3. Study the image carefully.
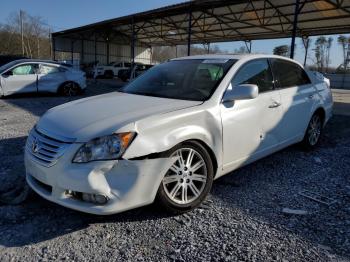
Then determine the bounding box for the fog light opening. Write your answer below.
[67,190,109,205]
[82,193,109,205]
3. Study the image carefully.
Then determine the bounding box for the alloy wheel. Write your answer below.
[308,114,322,146]
[162,148,208,205]
[63,82,79,96]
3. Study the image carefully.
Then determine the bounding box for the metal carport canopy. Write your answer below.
[52,0,350,55]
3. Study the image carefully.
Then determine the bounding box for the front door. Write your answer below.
[220,58,282,171]
[269,58,316,143]
[2,64,38,95]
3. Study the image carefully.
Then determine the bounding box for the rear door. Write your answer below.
[1,63,38,94]
[220,58,283,170]
[38,63,66,93]
[269,58,316,143]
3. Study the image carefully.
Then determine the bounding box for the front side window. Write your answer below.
[232,59,274,93]
[270,59,311,88]
[121,59,236,101]
[11,64,36,75]
[40,64,60,74]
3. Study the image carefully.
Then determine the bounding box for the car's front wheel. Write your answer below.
[156,141,214,214]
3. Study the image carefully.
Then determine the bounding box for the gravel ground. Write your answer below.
[0,84,349,261]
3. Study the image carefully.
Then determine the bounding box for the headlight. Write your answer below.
[72,132,135,163]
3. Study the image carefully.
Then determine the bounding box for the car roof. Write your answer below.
[8,59,69,65]
[171,54,303,67]
[0,59,72,73]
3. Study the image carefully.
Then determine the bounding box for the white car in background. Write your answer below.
[93,61,131,78]
[308,70,331,88]
[0,59,86,97]
[25,54,333,215]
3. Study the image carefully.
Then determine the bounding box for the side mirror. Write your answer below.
[2,70,13,77]
[222,84,259,102]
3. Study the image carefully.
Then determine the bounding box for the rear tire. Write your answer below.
[60,82,81,97]
[301,112,323,150]
[156,141,214,214]
[104,70,114,79]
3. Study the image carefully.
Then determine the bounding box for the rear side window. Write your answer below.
[40,64,60,74]
[270,59,311,88]
[232,59,274,93]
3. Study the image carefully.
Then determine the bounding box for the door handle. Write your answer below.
[308,94,314,99]
[268,101,281,108]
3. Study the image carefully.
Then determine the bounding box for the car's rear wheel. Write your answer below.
[104,70,114,79]
[302,112,323,149]
[60,82,80,97]
[156,141,214,214]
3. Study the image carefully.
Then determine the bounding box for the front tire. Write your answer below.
[156,141,214,214]
[301,112,323,150]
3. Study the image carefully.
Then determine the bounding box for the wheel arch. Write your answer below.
[313,107,326,125]
[128,138,219,179]
[189,139,218,179]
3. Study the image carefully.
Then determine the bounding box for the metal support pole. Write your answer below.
[175,45,178,58]
[187,9,192,56]
[244,40,252,53]
[106,41,110,64]
[150,46,153,64]
[71,40,74,65]
[94,33,97,64]
[20,10,24,56]
[131,17,136,79]
[290,0,300,59]
[81,39,84,65]
[52,36,56,61]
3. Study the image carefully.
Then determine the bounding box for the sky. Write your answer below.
[0,0,348,67]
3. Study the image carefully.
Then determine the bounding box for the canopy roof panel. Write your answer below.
[52,0,350,46]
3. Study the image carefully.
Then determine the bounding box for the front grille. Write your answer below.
[25,128,72,167]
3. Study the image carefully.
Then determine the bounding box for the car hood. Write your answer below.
[37,92,202,142]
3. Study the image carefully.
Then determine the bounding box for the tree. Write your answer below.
[273,45,289,57]
[301,37,311,66]
[234,46,249,54]
[152,44,226,63]
[337,35,350,71]
[0,11,51,59]
[314,36,333,72]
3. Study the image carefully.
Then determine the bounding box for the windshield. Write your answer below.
[0,60,20,73]
[121,59,236,101]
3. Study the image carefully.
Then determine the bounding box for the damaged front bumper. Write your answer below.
[25,147,175,215]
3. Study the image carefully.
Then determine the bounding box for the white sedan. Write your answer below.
[0,59,86,97]
[25,54,333,215]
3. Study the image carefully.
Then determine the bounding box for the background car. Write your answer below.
[93,61,131,78]
[118,63,153,82]
[308,70,331,88]
[0,59,86,97]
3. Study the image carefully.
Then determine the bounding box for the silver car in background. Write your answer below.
[0,59,86,97]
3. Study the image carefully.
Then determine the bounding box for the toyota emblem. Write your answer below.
[31,138,40,153]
